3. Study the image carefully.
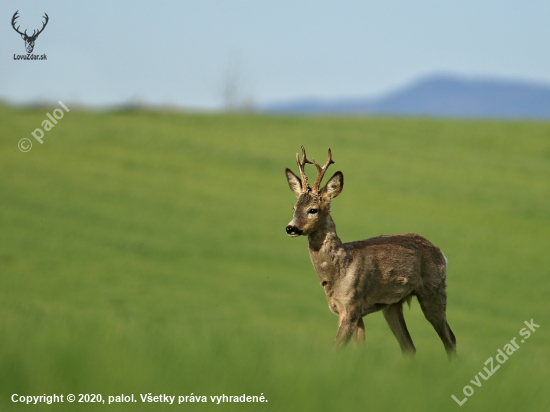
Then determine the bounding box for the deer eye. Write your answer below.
[308,209,318,214]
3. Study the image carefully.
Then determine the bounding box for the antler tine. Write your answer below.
[295,144,312,193]
[311,148,335,194]
[31,13,49,39]
[11,11,25,36]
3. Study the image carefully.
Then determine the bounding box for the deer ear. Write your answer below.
[285,168,302,197]
[321,171,343,200]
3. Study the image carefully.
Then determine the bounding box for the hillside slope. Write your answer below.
[1,105,549,411]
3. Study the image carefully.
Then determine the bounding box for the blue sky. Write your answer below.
[1,0,550,109]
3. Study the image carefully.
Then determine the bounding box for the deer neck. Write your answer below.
[307,214,344,283]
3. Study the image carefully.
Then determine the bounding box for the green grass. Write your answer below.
[1,104,549,411]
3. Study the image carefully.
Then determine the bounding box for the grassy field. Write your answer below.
[1,103,549,411]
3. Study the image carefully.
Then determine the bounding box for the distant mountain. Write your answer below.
[262,75,550,118]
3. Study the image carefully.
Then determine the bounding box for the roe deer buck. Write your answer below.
[285,146,456,359]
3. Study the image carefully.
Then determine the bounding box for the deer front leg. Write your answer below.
[353,317,365,345]
[333,311,360,349]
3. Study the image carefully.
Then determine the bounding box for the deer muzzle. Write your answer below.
[286,224,303,237]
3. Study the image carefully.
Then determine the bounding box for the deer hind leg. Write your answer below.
[382,302,416,357]
[417,288,457,360]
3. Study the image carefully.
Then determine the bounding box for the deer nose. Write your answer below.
[286,225,302,236]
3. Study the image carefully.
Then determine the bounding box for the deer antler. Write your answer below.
[11,11,26,37]
[295,144,312,193]
[29,13,49,40]
[311,148,334,195]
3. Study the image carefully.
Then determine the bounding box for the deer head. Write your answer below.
[12,11,49,54]
[285,145,343,237]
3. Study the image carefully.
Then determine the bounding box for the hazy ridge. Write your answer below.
[263,75,550,118]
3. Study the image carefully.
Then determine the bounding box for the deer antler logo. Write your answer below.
[11,11,49,54]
